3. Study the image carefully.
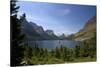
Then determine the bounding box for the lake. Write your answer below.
[25,40,81,50]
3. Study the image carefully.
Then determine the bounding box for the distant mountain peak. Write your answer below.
[45,30,55,35]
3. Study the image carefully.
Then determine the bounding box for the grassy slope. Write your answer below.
[28,56,96,65]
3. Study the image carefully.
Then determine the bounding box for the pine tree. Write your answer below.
[74,45,81,58]
[10,0,25,66]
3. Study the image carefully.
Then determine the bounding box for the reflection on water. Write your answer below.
[25,40,81,50]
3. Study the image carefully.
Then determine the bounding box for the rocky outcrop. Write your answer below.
[45,30,54,36]
[74,16,96,41]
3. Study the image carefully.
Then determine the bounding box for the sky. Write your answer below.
[17,1,96,36]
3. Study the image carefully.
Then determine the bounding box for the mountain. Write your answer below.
[45,30,58,39]
[20,14,58,40]
[21,16,41,40]
[58,33,67,40]
[45,30,54,35]
[29,22,45,34]
[74,16,96,41]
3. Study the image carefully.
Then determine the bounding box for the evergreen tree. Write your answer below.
[63,47,73,61]
[55,47,60,59]
[10,0,25,66]
[74,45,81,58]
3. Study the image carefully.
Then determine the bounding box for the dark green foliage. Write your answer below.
[21,45,75,65]
[10,0,20,15]
[54,46,74,61]
[10,0,25,66]
[10,0,96,65]
[73,32,96,59]
[55,47,61,58]
[16,38,96,65]
[80,32,96,58]
[74,44,81,58]
[19,37,96,65]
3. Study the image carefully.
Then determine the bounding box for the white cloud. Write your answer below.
[62,9,71,15]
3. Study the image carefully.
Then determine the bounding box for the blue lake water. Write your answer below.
[26,40,81,50]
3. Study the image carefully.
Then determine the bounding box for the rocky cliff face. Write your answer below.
[74,16,96,41]
[29,22,45,34]
[20,15,58,40]
[45,30,54,35]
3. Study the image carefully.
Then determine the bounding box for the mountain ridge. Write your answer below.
[20,14,58,40]
[74,16,96,41]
